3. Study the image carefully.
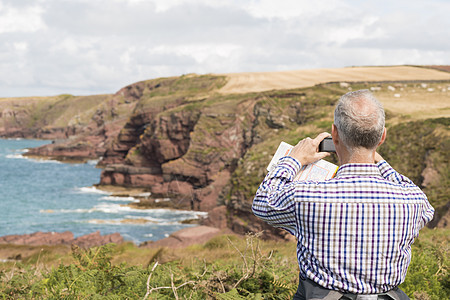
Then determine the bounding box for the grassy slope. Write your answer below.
[0,228,448,299]
[0,94,112,133]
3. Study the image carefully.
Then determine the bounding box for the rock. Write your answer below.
[0,231,74,246]
[0,231,124,248]
[437,209,450,228]
[140,226,230,248]
[421,151,440,187]
[73,231,124,248]
[201,205,228,229]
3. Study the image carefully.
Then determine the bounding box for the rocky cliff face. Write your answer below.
[98,78,343,237]
[1,76,448,238]
[99,75,254,213]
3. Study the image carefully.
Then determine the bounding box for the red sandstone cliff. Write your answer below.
[1,74,447,239]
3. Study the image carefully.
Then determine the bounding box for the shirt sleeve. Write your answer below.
[377,160,435,227]
[252,156,301,235]
[377,160,416,185]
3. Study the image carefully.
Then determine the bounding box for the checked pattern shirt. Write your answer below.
[252,156,434,294]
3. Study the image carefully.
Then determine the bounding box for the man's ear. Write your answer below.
[377,127,387,146]
[332,124,339,144]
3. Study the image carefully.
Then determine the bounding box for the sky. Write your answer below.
[0,0,449,97]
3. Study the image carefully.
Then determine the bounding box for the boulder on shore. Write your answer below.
[140,225,234,249]
[0,231,124,248]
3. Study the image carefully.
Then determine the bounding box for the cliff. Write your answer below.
[0,93,138,161]
[1,68,449,239]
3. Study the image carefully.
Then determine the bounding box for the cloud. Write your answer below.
[0,2,46,33]
[0,0,448,97]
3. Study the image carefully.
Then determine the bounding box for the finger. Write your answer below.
[313,132,331,145]
[315,132,331,141]
[315,151,331,160]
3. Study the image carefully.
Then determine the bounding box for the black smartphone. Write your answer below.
[319,136,336,152]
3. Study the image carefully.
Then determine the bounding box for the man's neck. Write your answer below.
[339,148,376,165]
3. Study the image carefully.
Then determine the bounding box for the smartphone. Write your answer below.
[319,136,336,152]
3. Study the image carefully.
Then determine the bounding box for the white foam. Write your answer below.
[75,186,111,195]
[84,219,169,226]
[123,215,177,224]
[94,203,135,214]
[6,153,62,164]
[40,208,95,214]
[100,196,139,202]
[86,219,124,225]
[30,158,62,164]
[84,218,173,226]
[155,198,171,203]
[138,192,152,197]
[6,153,25,159]
[93,203,207,220]
[41,202,208,225]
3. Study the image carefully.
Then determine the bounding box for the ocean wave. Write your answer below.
[5,153,62,164]
[86,159,99,165]
[123,215,180,224]
[100,196,139,202]
[75,186,111,195]
[90,203,201,216]
[41,203,208,221]
[85,218,171,225]
[40,208,95,214]
[5,153,25,159]
[6,138,23,141]
[31,158,62,164]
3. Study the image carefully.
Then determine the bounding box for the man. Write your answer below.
[252,90,434,300]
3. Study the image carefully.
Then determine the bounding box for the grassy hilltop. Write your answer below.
[0,66,449,298]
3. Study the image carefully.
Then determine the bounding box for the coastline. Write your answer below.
[0,181,215,249]
[0,143,212,247]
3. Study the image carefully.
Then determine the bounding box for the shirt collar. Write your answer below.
[335,163,382,178]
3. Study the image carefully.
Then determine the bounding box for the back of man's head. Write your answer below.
[334,89,385,150]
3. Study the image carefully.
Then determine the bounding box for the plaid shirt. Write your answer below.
[252,156,434,294]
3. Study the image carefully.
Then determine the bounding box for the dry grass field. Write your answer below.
[218,66,450,94]
[373,82,450,121]
[219,66,450,122]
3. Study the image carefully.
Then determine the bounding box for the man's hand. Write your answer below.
[289,132,331,166]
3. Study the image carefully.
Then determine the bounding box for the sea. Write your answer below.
[0,139,206,245]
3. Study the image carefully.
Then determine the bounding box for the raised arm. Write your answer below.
[375,152,435,227]
[375,152,414,185]
[252,133,330,234]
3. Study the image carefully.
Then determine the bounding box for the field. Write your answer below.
[218,66,450,94]
[219,65,450,123]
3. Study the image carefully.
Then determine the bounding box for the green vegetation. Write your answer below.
[1,229,448,299]
[379,117,450,221]
[135,75,227,112]
[29,94,110,128]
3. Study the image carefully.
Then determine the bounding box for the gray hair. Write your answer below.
[334,89,385,149]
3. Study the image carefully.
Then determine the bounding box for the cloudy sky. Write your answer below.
[1,0,449,97]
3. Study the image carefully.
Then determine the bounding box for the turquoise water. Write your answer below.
[0,139,205,244]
